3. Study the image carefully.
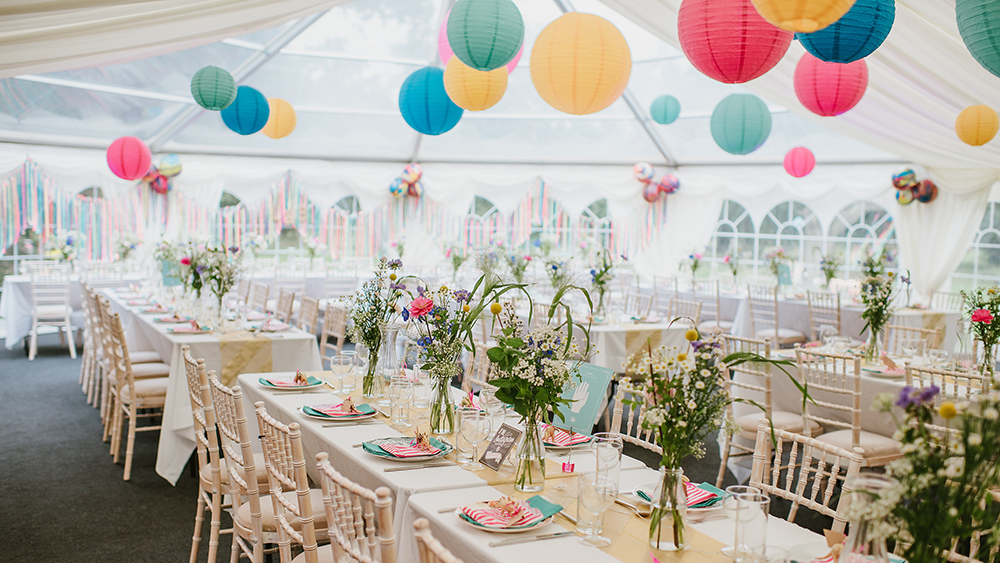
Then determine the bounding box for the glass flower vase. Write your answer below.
[649,466,687,551]
[980,340,996,384]
[429,375,456,435]
[362,339,382,400]
[840,474,891,563]
[374,323,399,407]
[514,416,546,492]
[863,327,883,366]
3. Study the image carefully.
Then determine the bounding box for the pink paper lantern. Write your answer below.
[677,0,792,84]
[106,136,152,181]
[794,53,868,116]
[784,147,816,177]
[438,9,522,73]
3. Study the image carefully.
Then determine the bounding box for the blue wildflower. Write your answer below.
[453,289,470,302]
[401,308,410,321]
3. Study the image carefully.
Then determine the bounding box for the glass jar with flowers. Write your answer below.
[346,259,409,400]
[590,249,614,323]
[764,247,787,279]
[858,251,895,366]
[961,286,1000,381]
[818,252,841,289]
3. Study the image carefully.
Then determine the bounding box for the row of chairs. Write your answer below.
[181,348,461,563]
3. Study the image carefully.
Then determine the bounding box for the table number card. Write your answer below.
[556,363,616,431]
[479,423,522,471]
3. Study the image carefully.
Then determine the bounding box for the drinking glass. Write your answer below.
[479,388,506,439]
[454,407,478,463]
[831,336,851,354]
[578,473,618,547]
[901,338,920,360]
[387,376,413,429]
[459,410,491,471]
[734,493,770,563]
[591,432,624,486]
[339,350,357,392]
[349,356,366,394]
[928,349,948,368]
[411,361,430,410]
[753,546,790,563]
[722,485,761,557]
[327,354,352,392]
[819,325,838,347]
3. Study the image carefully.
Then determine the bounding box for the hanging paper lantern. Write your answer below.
[447,0,524,72]
[261,98,297,139]
[221,86,270,135]
[158,154,183,177]
[407,181,424,198]
[796,0,895,63]
[957,0,1000,79]
[750,0,857,33]
[402,163,423,184]
[896,188,915,205]
[443,57,508,111]
[678,0,792,84]
[892,169,918,190]
[399,67,464,135]
[106,136,152,181]
[784,147,816,177]
[642,183,660,203]
[190,66,237,111]
[389,178,407,198]
[658,174,681,194]
[439,10,523,73]
[955,105,1000,146]
[633,162,655,183]
[650,95,681,125]
[794,54,868,116]
[710,94,772,155]
[530,13,632,115]
[915,179,938,203]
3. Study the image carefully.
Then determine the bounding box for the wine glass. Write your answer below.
[479,388,506,438]
[387,376,413,429]
[459,410,491,471]
[929,349,948,368]
[734,493,770,563]
[722,485,761,557]
[339,350,357,392]
[819,325,838,347]
[578,472,618,547]
[327,354,352,392]
[901,338,919,360]
[350,356,367,394]
[591,432,623,486]
[411,361,430,410]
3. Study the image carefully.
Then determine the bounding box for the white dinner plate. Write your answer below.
[455,510,554,534]
[631,483,722,514]
[361,436,454,463]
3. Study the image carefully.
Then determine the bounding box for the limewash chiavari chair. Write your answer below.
[930,290,966,312]
[237,279,251,306]
[610,384,663,455]
[795,347,902,467]
[312,451,397,563]
[747,283,806,347]
[298,296,320,336]
[81,262,124,289]
[653,276,678,302]
[78,282,98,400]
[883,324,942,356]
[692,279,732,335]
[320,304,348,360]
[530,302,564,330]
[904,361,989,436]
[414,519,463,563]
[462,341,494,393]
[319,275,358,311]
[268,267,306,317]
[806,290,842,341]
[249,282,270,313]
[623,291,653,319]
[749,419,864,534]
[668,298,702,327]
[617,270,638,297]
[28,263,75,360]
[273,288,296,324]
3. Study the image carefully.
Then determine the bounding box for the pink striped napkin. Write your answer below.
[261,320,291,332]
[143,306,169,314]
[247,311,266,321]
[309,403,364,417]
[155,316,190,323]
[169,326,210,333]
[541,425,591,447]
[127,299,150,306]
[685,482,718,507]
[459,503,543,529]
[380,442,441,457]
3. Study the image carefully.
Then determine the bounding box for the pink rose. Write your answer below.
[723,255,731,264]
[694,253,703,260]
[408,296,434,318]
[444,249,452,258]
[524,256,532,261]
[180,256,191,265]
[972,309,993,324]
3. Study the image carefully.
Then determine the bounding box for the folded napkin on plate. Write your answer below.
[541,425,591,447]
[260,375,322,388]
[169,326,210,333]
[688,482,724,508]
[261,320,291,332]
[864,367,905,376]
[363,437,447,458]
[303,402,376,418]
[155,315,191,323]
[143,306,169,314]
[127,299,150,306]
[247,311,267,321]
[459,496,561,529]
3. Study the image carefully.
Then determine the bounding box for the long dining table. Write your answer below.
[239,373,826,562]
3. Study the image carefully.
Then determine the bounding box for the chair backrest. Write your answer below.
[618,271,638,295]
[249,282,269,313]
[314,451,397,563]
[746,283,779,336]
[930,291,965,312]
[721,335,773,419]
[623,291,653,318]
[82,262,123,287]
[806,290,841,341]
[530,302,563,330]
[320,304,348,359]
[237,279,251,303]
[690,278,722,322]
[183,347,223,494]
[414,519,463,563]
[749,419,863,534]
[30,264,72,310]
[299,296,320,335]
[905,361,989,429]
[254,402,318,563]
[669,298,702,325]
[795,347,861,442]
[883,324,941,356]
[325,276,358,301]
[610,384,663,455]
[106,312,140,400]
[208,374,265,563]
[275,288,296,324]
[273,267,307,296]
[653,276,678,302]
[462,341,494,392]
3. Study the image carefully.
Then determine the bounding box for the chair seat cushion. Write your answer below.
[131,362,172,378]
[736,411,822,439]
[811,429,903,466]
[292,547,335,563]
[754,327,807,343]
[120,377,169,403]
[34,304,72,318]
[265,298,301,313]
[235,488,329,538]
[200,453,275,495]
[130,351,163,364]
[317,299,348,311]
[698,320,733,334]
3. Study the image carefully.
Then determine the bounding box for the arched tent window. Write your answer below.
[471,196,498,219]
[758,201,822,276]
[827,201,896,279]
[335,195,360,214]
[579,199,612,255]
[465,196,501,247]
[219,191,241,207]
[79,186,104,199]
[952,202,1000,292]
[709,200,754,277]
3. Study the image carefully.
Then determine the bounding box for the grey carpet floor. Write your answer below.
[0,333,826,562]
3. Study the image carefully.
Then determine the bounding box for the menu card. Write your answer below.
[479,423,522,471]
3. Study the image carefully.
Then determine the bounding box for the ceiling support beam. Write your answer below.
[147,11,327,152]
[551,0,677,167]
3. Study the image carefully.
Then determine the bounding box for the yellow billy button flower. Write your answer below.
[939,401,958,420]
[440,285,448,293]
[676,352,688,362]
[685,329,699,342]
[888,271,894,277]
[463,304,470,312]
[389,273,397,281]
[490,302,502,315]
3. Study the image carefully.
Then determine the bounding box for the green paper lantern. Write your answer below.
[710,94,772,155]
[190,66,237,111]
[957,0,1000,78]
[447,0,525,72]
[650,95,681,124]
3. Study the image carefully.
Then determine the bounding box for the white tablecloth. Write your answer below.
[589,323,688,371]
[104,292,321,484]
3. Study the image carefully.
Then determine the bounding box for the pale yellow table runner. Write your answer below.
[219,331,273,386]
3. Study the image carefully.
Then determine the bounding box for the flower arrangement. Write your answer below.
[819,252,841,288]
[961,286,1000,380]
[388,237,405,259]
[44,230,83,261]
[240,234,267,257]
[346,258,408,397]
[304,237,327,265]
[507,253,531,284]
[203,246,243,310]
[545,260,571,293]
[442,242,468,280]
[858,250,896,364]
[764,247,788,278]
[590,249,614,319]
[533,232,559,258]
[683,252,703,276]
[115,234,140,262]
[722,247,739,278]
[179,243,210,298]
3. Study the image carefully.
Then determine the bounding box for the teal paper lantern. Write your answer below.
[710,94,772,155]
[796,0,894,63]
[447,0,525,72]
[958,0,1000,78]
[190,66,237,111]
[399,67,464,135]
[221,86,270,135]
[650,95,681,124]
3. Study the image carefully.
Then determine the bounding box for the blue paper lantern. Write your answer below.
[399,67,464,135]
[221,86,269,135]
[650,95,681,124]
[710,94,772,155]
[796,0,894,63]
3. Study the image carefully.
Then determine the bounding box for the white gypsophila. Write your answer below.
[969,433,983,446]
[643,406,667,427]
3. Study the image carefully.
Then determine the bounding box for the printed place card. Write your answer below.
[479,423,522,471]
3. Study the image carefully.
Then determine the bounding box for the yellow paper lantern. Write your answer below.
[751,0,857,33]
[261,98,296,139]
[956,104,999,146]
[530,13,631,116]
[443,57,508,111]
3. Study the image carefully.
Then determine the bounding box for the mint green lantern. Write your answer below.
[447,0,524,72]
[650,95,681,124]
[957,0,1000,78]
[190,66,237,111]
[710,94,772,155]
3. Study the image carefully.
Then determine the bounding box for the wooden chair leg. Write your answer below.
[66,321,76,359]
[123,405,137,480]
[190,489,206,563]
[208,489,223,563]
[79,348,88,387]
[112,404,125,461]
[229,530,242,563]
[717,435,732,489]
[29,321,37,361]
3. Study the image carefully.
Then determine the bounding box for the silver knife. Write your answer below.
[383,462,453,472]
[489,531,576,547]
